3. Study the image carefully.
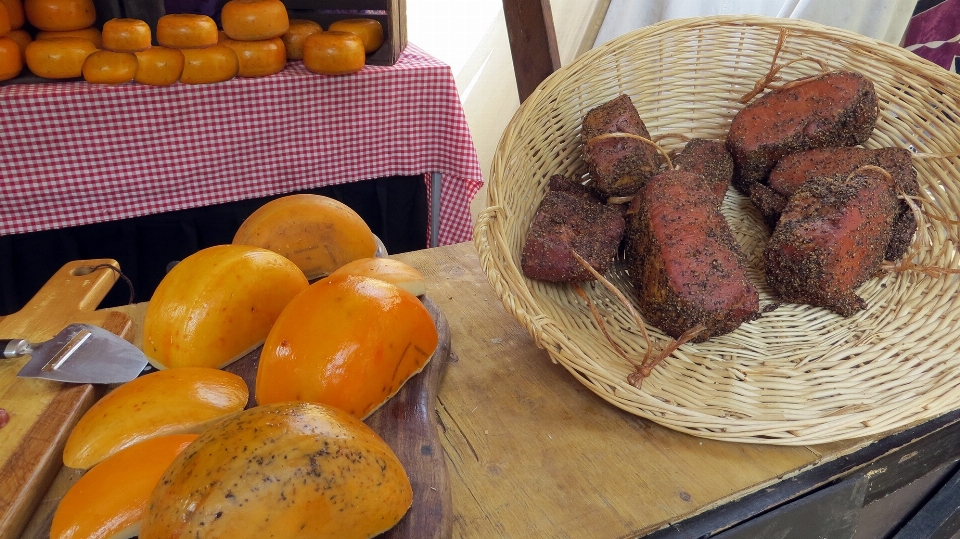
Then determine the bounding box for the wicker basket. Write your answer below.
[474,15,960,445]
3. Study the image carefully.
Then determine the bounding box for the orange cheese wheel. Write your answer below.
[220,0,288,40]
[255,275,439,418]
[302,31,364,76]
[102,17,151,52]
[221,35,284,77]
[328,18,383,54]
[23,0,95,31]
[24,36,96,78]
[36,26,101,47]
[134,46,183,85]
[156,13,217,48]
[1,0,24,30]
[0,35,22,80]
[179,43,238,84]
[82,49,137,84]
[6,28,29,61]
[281,18,320,60]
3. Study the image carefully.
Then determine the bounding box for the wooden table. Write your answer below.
[18,242,960,538]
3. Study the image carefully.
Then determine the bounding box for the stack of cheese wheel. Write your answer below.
[80,17,150,84]
[4,0,29,66]
[0,1,23,80]
[280,18,319,61]
[219,0,287,78]
[157,12,236,84]
[22,0,98,78]
[302,18,382,76]
[2,0,30,76]
[106,17,184,86]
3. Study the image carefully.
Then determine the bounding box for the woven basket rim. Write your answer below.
[476,14,960,445]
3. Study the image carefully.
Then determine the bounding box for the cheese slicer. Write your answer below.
[1,323,148,384]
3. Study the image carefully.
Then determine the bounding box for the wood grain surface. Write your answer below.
[394,243,872,539]
[0,261,132,539]
[15,244,891,539]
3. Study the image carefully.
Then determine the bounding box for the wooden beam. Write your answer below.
[502,0,561,103]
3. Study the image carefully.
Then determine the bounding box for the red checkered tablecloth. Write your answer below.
[0,43,484,246]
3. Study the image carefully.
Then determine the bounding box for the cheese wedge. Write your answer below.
[62,367,247,470]
[51,434,199,539]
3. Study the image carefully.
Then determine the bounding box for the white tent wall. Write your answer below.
[408,0,609,222]
[407,0,924,228]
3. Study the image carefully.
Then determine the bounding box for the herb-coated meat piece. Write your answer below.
[726,71,878,195]
[521,190,626,283]
[766,146,919,260]
[581,95,667,199]
[625,170,760,342]
[763,168,899,316]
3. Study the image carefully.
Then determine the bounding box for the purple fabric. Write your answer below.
[903,0,960,72]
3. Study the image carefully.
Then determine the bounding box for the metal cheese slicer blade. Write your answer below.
[3,323,148,384]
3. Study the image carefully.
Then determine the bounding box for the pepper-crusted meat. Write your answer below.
[763,168,899,316]
[766,146,919,260]
[547,173,600,202]
[521,190,626,283]
[582,95,667,199]
[671,138,734,207]
[726,71,878,195]
[748,183,789,229]
[581,94,651,141]
[625,170,760,342]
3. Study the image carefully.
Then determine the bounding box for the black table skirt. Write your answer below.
[0,176,427,315]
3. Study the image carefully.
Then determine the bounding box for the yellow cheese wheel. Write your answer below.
[140,403,413,539]
[156,13,217,48]
[24,36,96,78]
[23,0,95,31]
[101,17,151,52]
[179,43,239,84]
[220,35,285,77]
[143,244,308,369]
[232,194,377,280]
[255,275,438,418]
[1,0,24,30]
[35,26,101,47]
[302,30,364,76]
[82,49,137,84]
[329,257,427,296]
[0,35,22,81]
[133,46,183,86]
[220,0,289,40]
[281,18,320,60]
[51,434,199,539]
[6,28,29,61]
[328,18,383,54]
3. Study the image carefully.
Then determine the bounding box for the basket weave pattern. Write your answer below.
[475,16,960,445]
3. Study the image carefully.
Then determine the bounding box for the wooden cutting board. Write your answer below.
[0,260,132,539]
[12,289,453,539]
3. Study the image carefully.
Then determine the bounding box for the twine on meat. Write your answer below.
[738,28,830,103]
